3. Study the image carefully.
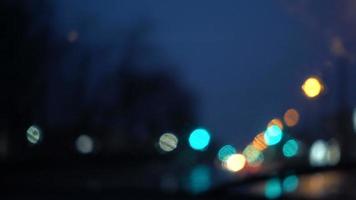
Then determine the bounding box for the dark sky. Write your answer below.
[43,0,355,149]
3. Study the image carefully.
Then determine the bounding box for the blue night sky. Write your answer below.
[43,0,355,149]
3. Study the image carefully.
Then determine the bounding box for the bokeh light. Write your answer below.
[218,145,236,161]
[284,108,300,127]
[26,125,42,144]
[243,144,264,165]
[309,140,328,166]
[225,153,246,172]
[283,139,299,158]
[252,132,267,151]
[188,128,211,151]
[67,30,78,42]
[326,140,340,166]
[159,133,178,152]
[268,118,284,130]
[283,175,299,193]
[76,135,94,154]
[302,76,324,98]
[264,125,283,146]
[188,165,211,193]
[265,178,282,199]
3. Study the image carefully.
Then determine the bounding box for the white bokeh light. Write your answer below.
[309,140,328,167]
[76,135,94,154]
[326,140,341,166]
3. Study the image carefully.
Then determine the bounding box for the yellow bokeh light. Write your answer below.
[302,77,324,98]
[252,132,267,151]
[268,118,284,130]
[284,108,300,127]
[225,153,246,172]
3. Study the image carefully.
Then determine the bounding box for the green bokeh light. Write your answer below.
[26,125,41,144]
[243,144,263,165]
[189,128,211,151]
[283,139,299,158]
[159,133,178,152]
[218,145,236,161]
[265,178,282,199]
[264,125,283,146]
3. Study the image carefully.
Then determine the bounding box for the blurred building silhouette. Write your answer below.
[0,0,197,160]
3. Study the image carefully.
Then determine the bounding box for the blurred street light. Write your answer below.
[76,135,94,154]
[188,128,211,151]
[264,125,283,146]
[282,175,299,193]
[26,125,42,144]
[265,178,282,199]
[159,133,178,152]
[302,76,324,98]
[252,132,267,151]
[284,108,300,127]
[225,153,246,172]
[218,145,236,161]
[268,118,284,130]
[309,140,328,166]
[283,139,299,158]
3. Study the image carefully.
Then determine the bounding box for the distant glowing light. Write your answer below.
[159,133,178,152]
[218,145,236,161]
[188,165,211,193]
[326,140,340,166]
[188,128,211,151]
[283,139,299,158]
[310,140,328,166]
[268,118,284,130]
[330,36,347,56]
[225,154,246,172]
[76,135,94,154]
[302,77,324,98]
[284,109,300,127]
[67,30,78,42]
[26,125,42,144]
[253,132,267,151]
[283,175,299,193]
[243,145,264,165]
[264,125,283,146]
[265,178,282,199]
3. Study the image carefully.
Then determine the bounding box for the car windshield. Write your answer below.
[2,0,356,199]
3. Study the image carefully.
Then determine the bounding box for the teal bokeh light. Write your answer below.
[265,178,282,199]
[218,145,236,161]
[283,175,299,193]
[189,128,211,151]
[264,125,283,146]
[188,165,211,193]
[283,139,299,158]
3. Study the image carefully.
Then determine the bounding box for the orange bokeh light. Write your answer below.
[284,108,300,127]
[268,118,284,130]
[252,132,267,151]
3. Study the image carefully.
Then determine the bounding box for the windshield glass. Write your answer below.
[2,0,356,199]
